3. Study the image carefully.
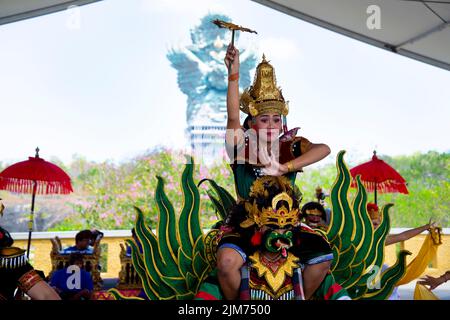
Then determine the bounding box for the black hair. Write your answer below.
[90,229,104,244]
[301,201,326,220]
[243,115,253,130]
[75,230,92,243]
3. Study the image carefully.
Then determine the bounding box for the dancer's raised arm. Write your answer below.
[224,44,244,146]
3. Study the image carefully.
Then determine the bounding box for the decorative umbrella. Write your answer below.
[350,150,408,204]
[0,147,73,257]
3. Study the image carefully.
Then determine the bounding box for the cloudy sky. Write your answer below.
[0,0,449,167]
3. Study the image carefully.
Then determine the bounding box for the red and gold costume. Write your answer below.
[226,55,313,200]
[0,226,43,300]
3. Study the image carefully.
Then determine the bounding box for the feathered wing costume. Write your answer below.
[110,151,409,300]
[325,151,410,299]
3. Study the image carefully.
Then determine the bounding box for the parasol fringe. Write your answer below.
[350,179,408,194]
[0,177,72,195]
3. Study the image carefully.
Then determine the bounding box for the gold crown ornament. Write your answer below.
[305,209,323,217]
[248,176,291,199]
[240,55,289,117]
[240,192,299,229]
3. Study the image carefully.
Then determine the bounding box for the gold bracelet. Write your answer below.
[287,161,295,173]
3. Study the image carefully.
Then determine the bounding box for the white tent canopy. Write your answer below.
[0,0,101,25]
[252,0,450,71]
[1,0,448,71]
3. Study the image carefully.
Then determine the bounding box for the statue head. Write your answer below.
[190,13,234,51]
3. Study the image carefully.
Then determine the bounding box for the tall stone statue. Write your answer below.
[167,14,256,163]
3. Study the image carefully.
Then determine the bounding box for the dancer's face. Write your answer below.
[305,214,322,227]
[371,217,381,230]
[76,238,90,250]
[251,113,282,141]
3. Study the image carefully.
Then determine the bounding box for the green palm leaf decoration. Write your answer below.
[109,151,409,301]
[110,156,214,300]
[327,151,411,300]
[198,178,236,222]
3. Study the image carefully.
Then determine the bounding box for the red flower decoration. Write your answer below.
[250,230,263,246]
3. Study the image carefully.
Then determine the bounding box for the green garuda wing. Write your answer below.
[110,151,409,301]
[326,151,411,300]
[110,157,216,300]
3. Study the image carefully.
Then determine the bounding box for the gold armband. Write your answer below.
[286,161,295,173]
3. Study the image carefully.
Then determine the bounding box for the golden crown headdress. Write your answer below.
[240,192,299,228]
[248,176,291,198]
[240,55,289,117]
[304,209,323,217]
[241,176,298,228]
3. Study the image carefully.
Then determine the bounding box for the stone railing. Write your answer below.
[11,230,132,279]
[10,228,450,280]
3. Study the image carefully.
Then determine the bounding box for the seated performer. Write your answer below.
[50,253,93,300]
[218,44,331,300]
[301,202,329,232]
[0,225,61,300]
[212,176,345,300]
[367,203,435,245]
[368,202,437,299]
[419,270,450,290]
[62,230,94,254]
[315,187,331,225]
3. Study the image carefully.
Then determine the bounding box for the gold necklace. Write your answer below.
[249,251,299,293]
[261,252,282,263]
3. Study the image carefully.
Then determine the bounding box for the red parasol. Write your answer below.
[0,147,73,257]
[350,151,408,204]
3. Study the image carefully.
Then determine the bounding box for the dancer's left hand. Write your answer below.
[260,153,288,176]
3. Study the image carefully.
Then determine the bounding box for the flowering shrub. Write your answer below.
[50,149,234,231]
[2,150,445,231]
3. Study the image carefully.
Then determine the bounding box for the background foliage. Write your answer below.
[0,150,448,231]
